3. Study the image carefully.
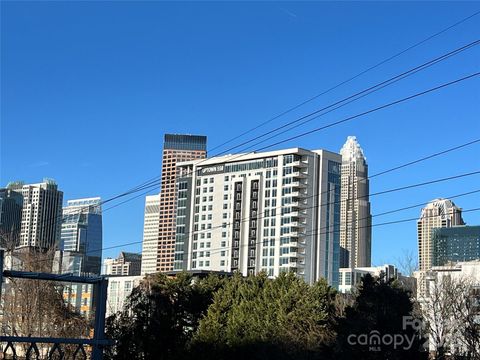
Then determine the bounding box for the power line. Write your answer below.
[215,40,480,156]
[207,10,480,154]
[255,72,480,152]
[15,169,480,269]
[37,193,480,266]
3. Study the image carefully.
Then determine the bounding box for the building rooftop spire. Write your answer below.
[340,136,366,162]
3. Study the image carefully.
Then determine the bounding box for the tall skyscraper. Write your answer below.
[18,179,63,250]
[339,136,371,268]
[142,134,207,274]
[172,147,342,287]
[140,194,160,275]
[59,197,103,275]
[417,199,464,271]
[0,182,24,248]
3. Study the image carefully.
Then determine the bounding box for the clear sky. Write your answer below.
[1,1,479,270]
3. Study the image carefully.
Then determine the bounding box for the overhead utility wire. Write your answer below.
[207,10,480,153]
[17,169,480,269]
[216,40,480,156]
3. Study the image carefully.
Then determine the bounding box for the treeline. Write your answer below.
[105,272,428,360]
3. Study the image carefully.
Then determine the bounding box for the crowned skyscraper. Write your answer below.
[417,198,464,271]
[339,136,371,268]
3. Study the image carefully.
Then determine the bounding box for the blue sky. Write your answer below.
[1,1,479,269]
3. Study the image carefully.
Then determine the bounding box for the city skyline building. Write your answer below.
[339,136,372,268]
[417,198,464,271]
[18,179,63,250]
[59,197,103,275]
[142,134,207,274]
[173,147,342,287]
[0,182,24,248]
[432,225,480,267]
[140,194,161,275]
[106,275,143,317]
[103,251,142,276]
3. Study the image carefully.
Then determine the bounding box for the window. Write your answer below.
[220,260,225,266]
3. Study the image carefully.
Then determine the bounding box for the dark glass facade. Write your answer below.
[432,225,480,266]
[0,187,23,247]
[61,200,102,275]
[164,134,207,151]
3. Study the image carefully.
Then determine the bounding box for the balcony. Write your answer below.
[291,160,308,168]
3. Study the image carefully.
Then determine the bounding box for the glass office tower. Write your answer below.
[60,197,102,275]
[432,225,480,266]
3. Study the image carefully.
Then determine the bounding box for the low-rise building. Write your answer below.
[105,275,143,317]
[339,264,412,293]
[103,252,142,276]
[415,261,480,357]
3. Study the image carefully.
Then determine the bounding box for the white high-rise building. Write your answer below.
[140,194,161,275]
[417,198,464,271]
[18,179,63,250]
[173,147,342,287]
[339,136,371,268]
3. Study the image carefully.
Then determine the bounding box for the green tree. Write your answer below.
[192,272,338,360]
[105,272,225,360]
[335,274,428,360]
